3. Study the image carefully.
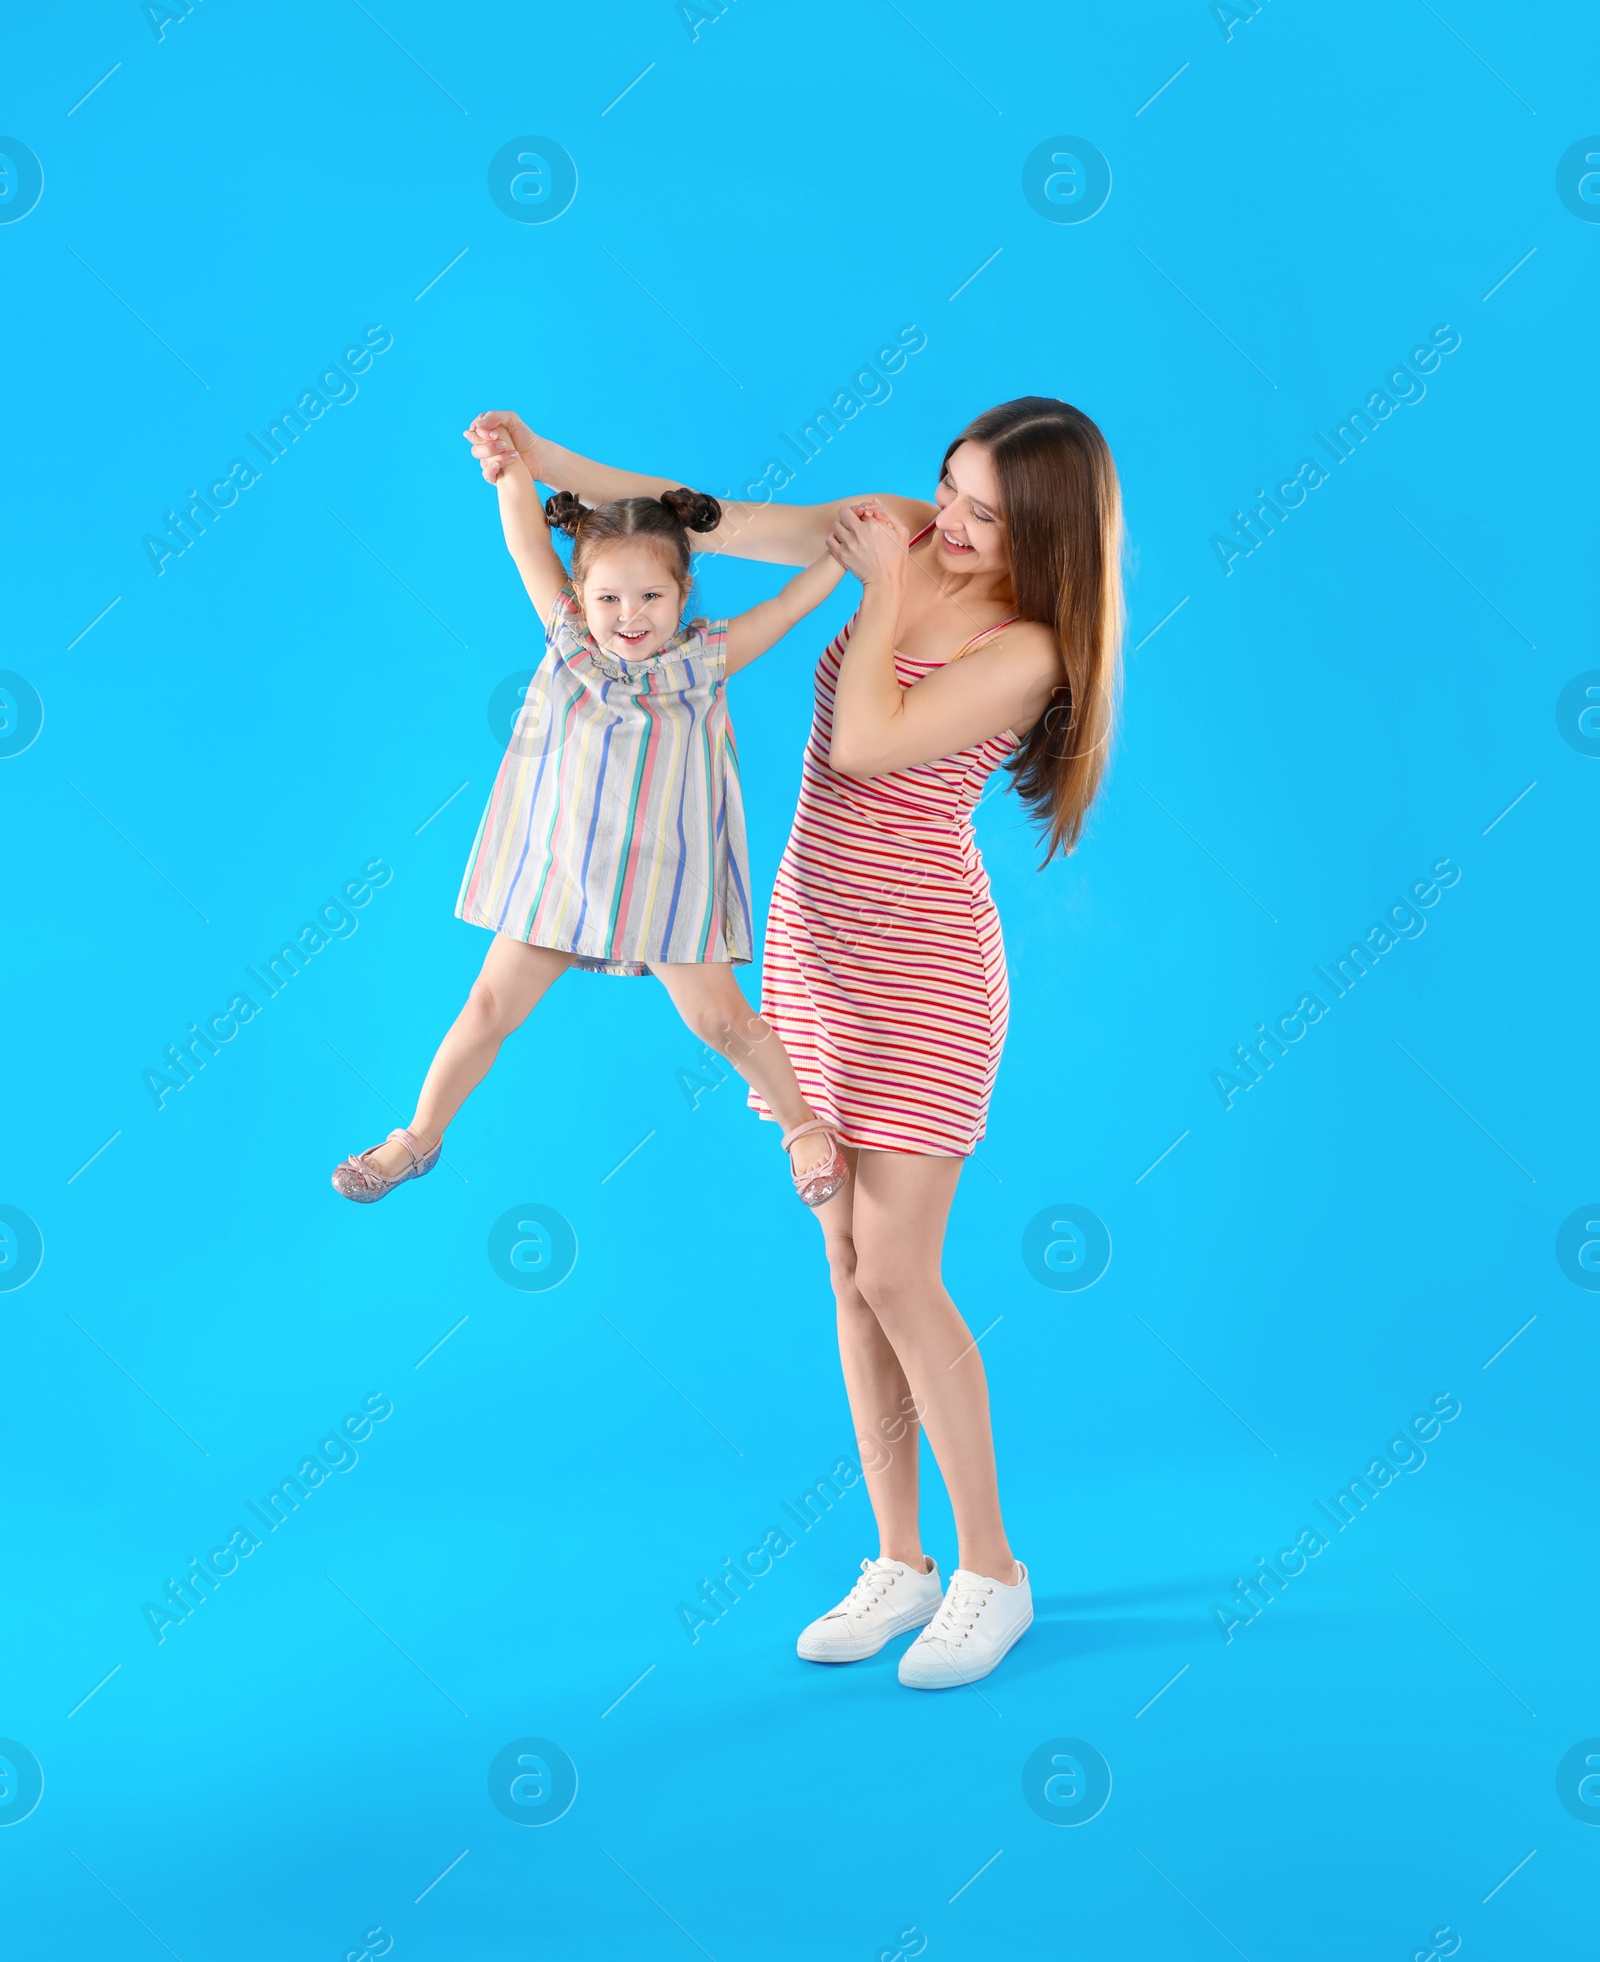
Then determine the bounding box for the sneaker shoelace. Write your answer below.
[840,1558,900,1620]
[926,1575,993,1646]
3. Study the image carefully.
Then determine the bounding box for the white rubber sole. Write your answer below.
[898,1608,1035,1689]
[796,1599,942,1664]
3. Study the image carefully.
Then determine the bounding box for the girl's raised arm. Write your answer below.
[481,441,566,625]
[466,410,933,570]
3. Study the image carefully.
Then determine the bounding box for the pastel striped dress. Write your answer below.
[750,600,1020,1157]
[457,590,752,973]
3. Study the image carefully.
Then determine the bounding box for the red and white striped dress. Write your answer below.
[750,590,1020,1158]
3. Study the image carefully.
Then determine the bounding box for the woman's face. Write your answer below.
[578,541,686,659]
[932,441,1007,575]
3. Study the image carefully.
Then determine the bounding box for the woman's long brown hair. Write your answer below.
[944,397,1124,860]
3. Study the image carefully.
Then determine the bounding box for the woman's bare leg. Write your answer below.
[648,961,832,1173]
[362,935,574,1176]
[814,1169,928,1570]
[846,1149,1017,1582]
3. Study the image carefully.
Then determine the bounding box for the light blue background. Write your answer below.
[3,1,1595,1955]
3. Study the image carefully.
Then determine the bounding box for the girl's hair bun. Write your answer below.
[544,490,589,536]
[658,487,722,535]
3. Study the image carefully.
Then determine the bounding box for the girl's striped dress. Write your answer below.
[749,602,1019,1157]
[457,589,752,974]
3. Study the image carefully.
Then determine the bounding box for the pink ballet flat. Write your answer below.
[782,1119,849,1209]
[331,1126,442,1203]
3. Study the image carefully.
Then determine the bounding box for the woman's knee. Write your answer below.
[821,1231,866,1305]
[853,1254,924,1329]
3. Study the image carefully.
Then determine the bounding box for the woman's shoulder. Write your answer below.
[858,492,938,531]
[981,616,1057,657]
[851,494,939,560]
[945,615,1061,693]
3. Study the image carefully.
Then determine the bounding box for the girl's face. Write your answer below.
[932,440,1007,576]
[578,541,686,658]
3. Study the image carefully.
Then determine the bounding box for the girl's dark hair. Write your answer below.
[942,398,1124,860]
[544,488,722,597]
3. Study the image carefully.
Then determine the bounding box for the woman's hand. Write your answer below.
[826,498,910,590]
[463,411,543,485]
[467,425,519,485]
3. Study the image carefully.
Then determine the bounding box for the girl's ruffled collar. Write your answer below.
[558,589,702,678]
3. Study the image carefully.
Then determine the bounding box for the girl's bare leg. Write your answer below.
[833,1148,1017,1582]
[647,961,832,1173]
[362,935,574,1177]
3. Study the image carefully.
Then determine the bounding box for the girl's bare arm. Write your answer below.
[723,555,846,676]
[483,446,566,624]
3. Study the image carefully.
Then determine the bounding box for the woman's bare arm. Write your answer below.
[695,486,933,568]
[824,502,1061,778]
[464,410,934,568]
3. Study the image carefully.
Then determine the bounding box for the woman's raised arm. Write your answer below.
[823,501,1062,778]
[465,410,932,569]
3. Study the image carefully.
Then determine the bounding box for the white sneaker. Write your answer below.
[796,1556,944,1663]
[897,1562,1033,1689]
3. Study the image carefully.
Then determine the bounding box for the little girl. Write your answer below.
[330,417,847,1207]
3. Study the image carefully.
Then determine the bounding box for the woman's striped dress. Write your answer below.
[750,611,1019,1157]
[457,590,752,973]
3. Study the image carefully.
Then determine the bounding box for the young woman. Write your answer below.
[468,399,1124,1687]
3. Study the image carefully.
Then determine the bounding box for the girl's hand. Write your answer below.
[476,434,520,486]
[826,498,910,589]
[464,411,541,484]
